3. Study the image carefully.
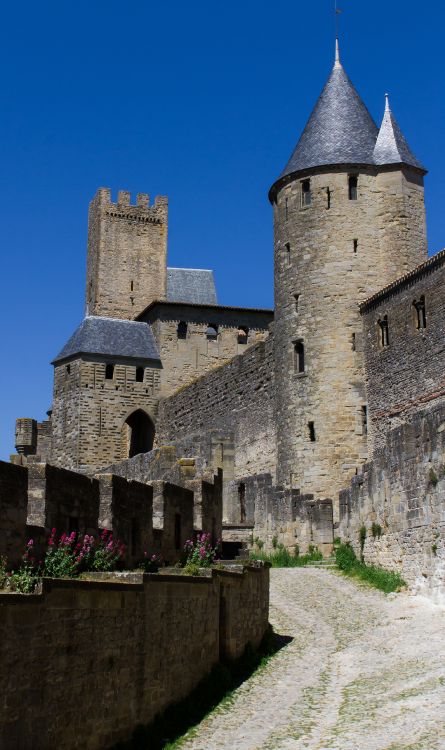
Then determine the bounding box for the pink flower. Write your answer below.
[27,539,34,547]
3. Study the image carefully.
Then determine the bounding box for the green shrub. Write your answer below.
[250,546,322,568]
[271,535,278,549]
[359,525,367,561]
[428,468,439,487]
[432,543,438,556]
[371,522,382,539]
[335,543,405,593]
[254,537,264,550]
[182,563,202,576]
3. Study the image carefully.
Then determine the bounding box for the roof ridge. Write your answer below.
[360,249,445,311]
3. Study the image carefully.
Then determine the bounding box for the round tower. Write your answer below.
[269,42,427,511]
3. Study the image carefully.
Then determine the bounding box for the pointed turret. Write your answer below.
[269,40,378,200]
[373,94,426,172]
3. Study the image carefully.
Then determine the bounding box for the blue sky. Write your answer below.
[0,0,444,460]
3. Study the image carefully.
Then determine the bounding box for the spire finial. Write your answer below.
[334,3,342,67]
[335,37,340,66]
[384,92,390,112]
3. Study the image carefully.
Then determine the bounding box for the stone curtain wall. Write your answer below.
[141,303,272,397]
[361,250,445,455]
[272,167,426,512]
[338,404,445,597]
[157,337,276,508]
[51,358,161,473]
[86,188,168,320]
[0,566,269,750]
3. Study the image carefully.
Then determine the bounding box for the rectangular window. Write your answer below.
[308,421,316,442]
[326,187,331,209]
[294,294,300,312]
[353,239,358,253]
[349,175,358,200]
[361,405,368,436]
[294,341,305,373]
[301,179,312,207]
[285,242,291,265]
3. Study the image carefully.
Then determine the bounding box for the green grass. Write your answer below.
[111,626,287,750]
[335,543,406,593]
[250,546,323,567]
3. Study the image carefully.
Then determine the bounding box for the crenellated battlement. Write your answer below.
[93,187,168,221]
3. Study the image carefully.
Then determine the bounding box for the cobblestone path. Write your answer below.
[177,568,445,750]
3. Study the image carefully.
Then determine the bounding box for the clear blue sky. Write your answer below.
[1,0,444,460]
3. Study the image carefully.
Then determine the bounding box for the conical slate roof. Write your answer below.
[373,95,425,170]
[269,44,425,200]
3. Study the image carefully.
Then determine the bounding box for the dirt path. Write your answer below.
[176,568,445,750]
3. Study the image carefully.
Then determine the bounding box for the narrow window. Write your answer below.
[353,239,358,254]
[238,482,246,523]
[351,332,356,351]
[177,321,188,339]
[66,364,71,375]
[413,296,426,329]
[378,315,389,348]
[294,341,305,373]
[349,175,358,200]
[135,366,144,383]
[361,405,368,436]
[237,327,248,345]
[326,187,331,209]
[301,179,312,207]
[308,421,316,442]
[285,242,291,265]
[294,294,300,312]
[105,364,115,379]
[285,197,288,220]
[206,324,218,341]
[130,279,134,292]
[174,513,181,551]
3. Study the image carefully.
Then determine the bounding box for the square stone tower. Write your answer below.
[85,188,168,319]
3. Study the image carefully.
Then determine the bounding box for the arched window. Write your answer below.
[105,364,115,380]
[177,321,188,340]
[378,315,389,348]
[123,409,155,458]
[237,327,248,345]
[294,341,305,373]
[135,367,144,382]
[206,324,218,341]
[413,296,426,330]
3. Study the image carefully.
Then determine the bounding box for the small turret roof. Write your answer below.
[373,94,425,170]
[52,316,160,365]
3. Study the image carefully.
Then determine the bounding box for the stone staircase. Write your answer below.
[306,557,337,569]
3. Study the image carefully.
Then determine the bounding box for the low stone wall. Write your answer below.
[338,404,445,599]
[0,565,270,750]
[0,462,28,566]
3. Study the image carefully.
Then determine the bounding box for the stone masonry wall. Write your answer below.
[360,249,445,455]
[338,404,445,598]
[85,188,168,320]
[156,337,276,522]
[140,302,272,397]
[0,566,269,750]
[272,167,426,514]
[51,358,161,472]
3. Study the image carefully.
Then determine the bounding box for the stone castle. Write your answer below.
[7,41,445,592]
